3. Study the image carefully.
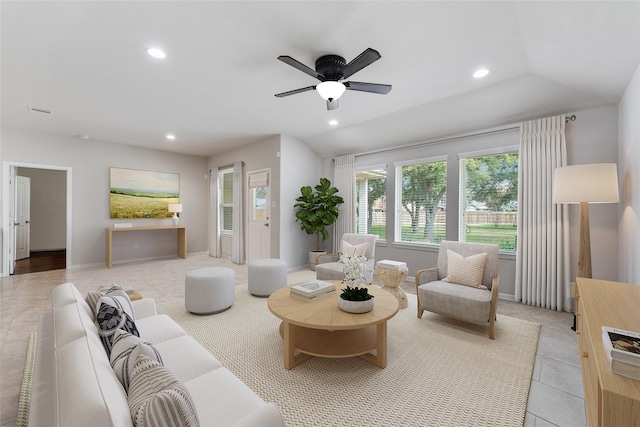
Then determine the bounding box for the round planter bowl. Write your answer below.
[338,296,374,314]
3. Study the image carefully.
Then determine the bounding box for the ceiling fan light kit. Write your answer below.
[316,81,346,101]
[275,48,391,110]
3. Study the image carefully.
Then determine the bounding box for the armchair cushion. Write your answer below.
[418,280,493,323]
[443,250,488,289]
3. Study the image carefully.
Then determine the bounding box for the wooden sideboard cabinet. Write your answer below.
[575,277,640,426]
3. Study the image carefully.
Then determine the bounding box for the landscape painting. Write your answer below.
[110,167,180,218]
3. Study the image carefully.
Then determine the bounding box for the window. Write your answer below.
[459,151,518,251]
[395,157,447,244]
[356,167,386,240]
[218,168,233,232]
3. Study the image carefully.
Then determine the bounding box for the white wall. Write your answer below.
[2,128,209,268]
[618,63,640,284]
[17,167,67,250]
[280,135,322,269]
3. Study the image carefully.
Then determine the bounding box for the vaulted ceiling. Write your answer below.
[2,1,639,158]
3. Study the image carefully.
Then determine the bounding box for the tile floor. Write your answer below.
[0,253,587,426]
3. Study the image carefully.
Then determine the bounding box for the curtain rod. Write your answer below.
[352,114,577,159]
[211,161,244,171]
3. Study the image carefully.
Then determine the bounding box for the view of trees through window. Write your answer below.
[460,152,519,251]
[395,159,447,244]
[354,150,518,252]
[356,168,386,240]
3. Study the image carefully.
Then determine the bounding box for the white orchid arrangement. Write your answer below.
[340,253,373,301]
[341,253,369,287]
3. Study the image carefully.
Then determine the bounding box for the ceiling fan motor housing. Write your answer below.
[315,55,346,81]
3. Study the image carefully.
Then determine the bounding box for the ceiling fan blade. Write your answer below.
[274,86,316,98]
[277,55,325,81]
[340,48,382,79]
[344,81,392,94]
[326,99,339,110]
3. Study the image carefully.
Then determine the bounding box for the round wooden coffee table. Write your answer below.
[267,282,399,369]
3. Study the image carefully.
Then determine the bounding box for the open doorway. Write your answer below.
[2,162,72,277]
[13,168,67,274]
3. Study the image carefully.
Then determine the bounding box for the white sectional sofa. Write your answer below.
[28,282,285,426]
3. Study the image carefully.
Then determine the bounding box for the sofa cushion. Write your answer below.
[443,249,488,289]
[128,355,199,427]
[96,295,139,356]
[154,336,223,382]
[186,368,269,426]
[136,314,188,343]
[110,329,163,393]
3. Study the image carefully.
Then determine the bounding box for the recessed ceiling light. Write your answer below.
[329,120,338,126]
[473,68,489,78]
[166,134,176,140]
[147,48,166,59]
[79,135,90,140]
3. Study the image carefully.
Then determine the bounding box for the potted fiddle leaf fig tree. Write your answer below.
[294,178,344,270]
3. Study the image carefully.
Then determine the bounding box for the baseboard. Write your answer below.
[499,293,516,301]
[29,248,66,253]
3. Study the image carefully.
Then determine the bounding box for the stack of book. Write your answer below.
[376,259,407,270]
[290,280,336,302]
[602,326,640,380]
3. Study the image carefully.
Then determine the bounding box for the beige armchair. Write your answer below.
[315,233,378,284]
[416,241,500,339]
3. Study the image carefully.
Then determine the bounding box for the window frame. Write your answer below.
[458,145,519,253]
[218,167,234,235]
[393,155,448,247]
[355,164,387,242]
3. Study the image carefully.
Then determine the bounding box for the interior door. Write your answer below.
[247,171,270,263]
[15,175,31,260]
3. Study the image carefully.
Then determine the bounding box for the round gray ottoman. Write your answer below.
[185,267,235,314]
[248,259,287,297]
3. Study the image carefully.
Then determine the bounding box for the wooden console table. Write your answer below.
[576,277,640,426]
[105,225,187,268]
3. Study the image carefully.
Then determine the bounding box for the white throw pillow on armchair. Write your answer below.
[341,240,367,259]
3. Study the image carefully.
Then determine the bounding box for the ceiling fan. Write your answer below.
[275,48,392,110]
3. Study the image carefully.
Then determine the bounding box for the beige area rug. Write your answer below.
[158,286,540,427]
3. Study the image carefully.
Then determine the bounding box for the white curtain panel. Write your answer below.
[333,154,356,253]
[515,115,571,311]
[231,161,245,264]
[209,166,221,258]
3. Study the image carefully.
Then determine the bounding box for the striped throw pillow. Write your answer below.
[443,249,488,289]
[110,329,163,393]
[128,354,199,427]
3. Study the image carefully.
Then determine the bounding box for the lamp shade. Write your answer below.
[168,203,183,213]
[553,163,619,204]
[316,81,346,101]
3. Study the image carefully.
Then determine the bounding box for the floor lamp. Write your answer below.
[553,163,619,329]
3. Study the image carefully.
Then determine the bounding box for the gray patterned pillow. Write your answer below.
[86,285,127,317]
[128,354,199,427]
[96,294,138,356]
[110,329,163,393]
